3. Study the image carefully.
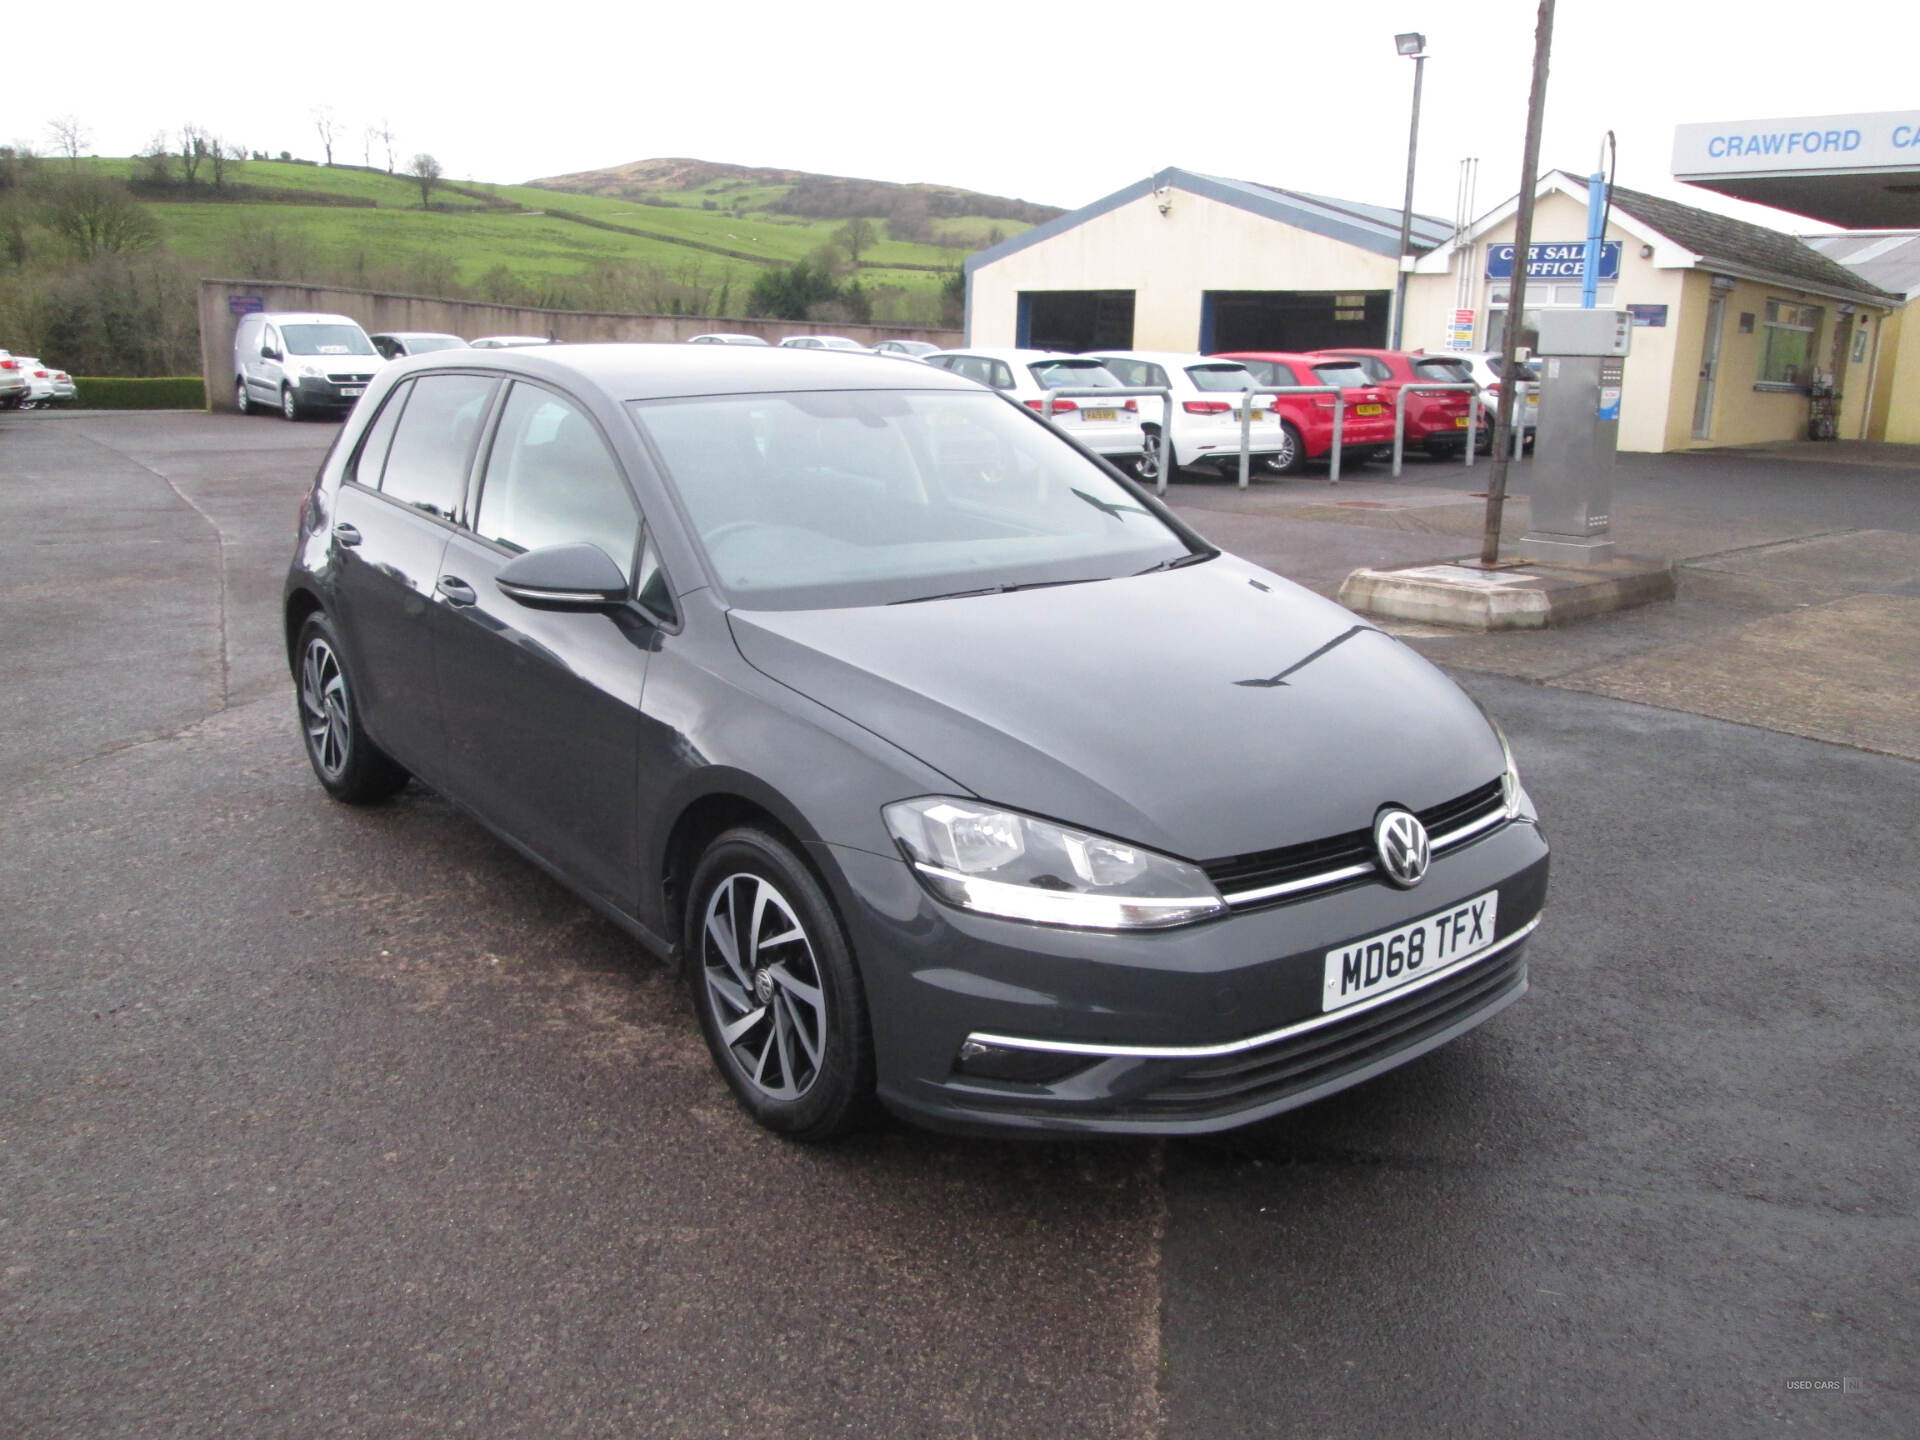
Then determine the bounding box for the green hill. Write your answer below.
[54,154,1042,324]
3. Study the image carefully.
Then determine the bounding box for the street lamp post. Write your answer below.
[1388,32,1427,349]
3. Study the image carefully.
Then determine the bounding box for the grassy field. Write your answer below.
[65,157,1018,316]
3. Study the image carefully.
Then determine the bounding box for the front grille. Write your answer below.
[1203,779,1505,907]
[325,372,375,384]
[1127,943,1526,1114]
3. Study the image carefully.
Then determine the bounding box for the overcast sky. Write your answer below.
[18,0,1911,236]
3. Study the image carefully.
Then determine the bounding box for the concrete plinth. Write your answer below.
[1337,554,1676,630]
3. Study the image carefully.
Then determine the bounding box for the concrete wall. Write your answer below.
[968,189,1398,351]
[197,280,961,411]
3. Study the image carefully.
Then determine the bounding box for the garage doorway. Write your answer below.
[1016,291,1135,352]
[1200,291,1388,353]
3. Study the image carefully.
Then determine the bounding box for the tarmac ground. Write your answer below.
[3,411,1914,1438]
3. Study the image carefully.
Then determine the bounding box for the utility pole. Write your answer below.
[1480,0,1555,566]
[1388,33,1428,349]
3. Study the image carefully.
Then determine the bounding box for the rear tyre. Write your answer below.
[1262,422,1306,475]
[686,827,876,1142]
[1129,429,1164,484]
[294,612,410,804]
[281,385,302,422]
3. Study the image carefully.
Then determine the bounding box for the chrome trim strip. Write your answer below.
[1219,808,1507,907]
[965,913,1542,1060]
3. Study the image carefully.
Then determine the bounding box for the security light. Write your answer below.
[1395,32,1426,56]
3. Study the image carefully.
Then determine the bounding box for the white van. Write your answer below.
[233,311,380,420]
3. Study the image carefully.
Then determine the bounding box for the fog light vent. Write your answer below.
[955,1039,1091,1084]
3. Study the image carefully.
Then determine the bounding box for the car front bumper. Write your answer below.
[294,375,374,410]
[828,814,1549,1136]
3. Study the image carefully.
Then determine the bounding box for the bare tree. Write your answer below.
[48,115,89,171]
[833,217,876,265]
[378,119,396,173]
[313,107,337,166]
[209,135,243,188]
[138,131,172,184]
[39,176,161,260]
[407,152,443,209]
[362,125,375,167]
[178,124,208,184]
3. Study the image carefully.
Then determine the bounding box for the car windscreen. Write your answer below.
[282,324,376,357]
[407,336,467,354]
[1412,358,1473,383]
[1310,362,1372,389]
[629,389,1193,610]
[1185,364,1256,392]
[1028,359,1123,390]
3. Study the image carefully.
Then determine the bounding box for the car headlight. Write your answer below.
[882,798,1226,931]
[1489,719,1524,820]
[295,361,327,379]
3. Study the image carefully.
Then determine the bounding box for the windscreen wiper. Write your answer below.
[1132,550,1216,576]
[890,576,1103,605]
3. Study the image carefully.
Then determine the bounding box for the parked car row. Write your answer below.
[0,350,76,410]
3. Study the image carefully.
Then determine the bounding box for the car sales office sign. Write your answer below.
[1486,242,1622,281]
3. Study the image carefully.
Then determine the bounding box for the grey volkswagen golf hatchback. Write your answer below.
[284,344,1549,1140]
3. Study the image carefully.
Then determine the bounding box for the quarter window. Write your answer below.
[474,384,640,580]
[348,379,411,489]
[1760,300,1822,386]
[379,373,498,520]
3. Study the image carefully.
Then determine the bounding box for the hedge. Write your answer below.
[73,377,207,410]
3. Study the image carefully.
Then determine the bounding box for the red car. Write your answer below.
[1212,352,1396,473]
[1309,348,1481,458]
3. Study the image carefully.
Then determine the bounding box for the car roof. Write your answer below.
[255,312,360,326]
[1089,350,1248,366]
[1216,351,1367,366]
[376,330,462,340]
[395,341,984,400]
[938,347,1094,363]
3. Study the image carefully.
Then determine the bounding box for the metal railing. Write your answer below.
[1390,380,1483,477]
[1040,386,1176,495]
[1234,384,1348,488]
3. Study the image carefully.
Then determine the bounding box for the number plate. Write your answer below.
[1323,890,1499,1013]
[1082,407,1119,422]
[1233,409,1266,421]
[1355,403,1384,416]
[340,387,366,398]
[1453,414,1471,428]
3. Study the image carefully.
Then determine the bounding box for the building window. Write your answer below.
[1759,300,1821,387]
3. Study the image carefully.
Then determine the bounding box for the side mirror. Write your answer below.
[496,543,630,611]
[260,345,281,361]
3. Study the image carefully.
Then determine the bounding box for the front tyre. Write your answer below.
[686,828,876,1141]
[281,385,302,422]
[235,378,251,415]
[294,612,410,803]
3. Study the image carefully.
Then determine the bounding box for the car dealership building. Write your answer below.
[965,150,1906,453]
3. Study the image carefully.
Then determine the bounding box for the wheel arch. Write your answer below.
[284,588,325,672]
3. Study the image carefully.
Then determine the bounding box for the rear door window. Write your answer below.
[348,380,411,489]
[378,373,498,520]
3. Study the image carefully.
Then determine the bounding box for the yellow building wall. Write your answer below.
[1872,302,1920,442]
[969,189,1399,351]
[1403,190,1891,451]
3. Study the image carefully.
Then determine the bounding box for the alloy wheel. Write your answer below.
[298,636,351,780]
[700,873,829,1100]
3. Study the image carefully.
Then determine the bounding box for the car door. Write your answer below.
[328,371,499,778]
[431,380,652,908]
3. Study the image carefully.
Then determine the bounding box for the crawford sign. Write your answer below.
[1486,242,1621,281]
[1674,111,1920,175]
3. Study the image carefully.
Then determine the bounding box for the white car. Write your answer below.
[922,347,1148,472]
[12,357,60,409]
[469,335,552,349]
[370,331,467,360]
[688,333,771,346]
[778,335,870,352]
[1443,350,1538,444]
[0,351,32,410]
[872,339,941,362]
[1086,351,1288,478]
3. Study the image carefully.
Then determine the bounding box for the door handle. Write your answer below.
[436,575,478,607]
[332,523,362,547]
